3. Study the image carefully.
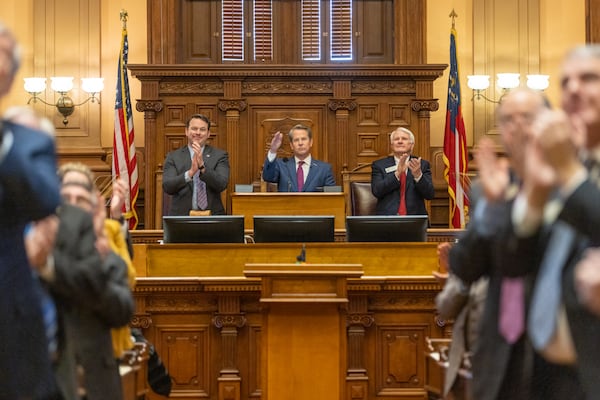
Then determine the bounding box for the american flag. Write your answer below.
[112,25,139,229]
[443,27,469,228]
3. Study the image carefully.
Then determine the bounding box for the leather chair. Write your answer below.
[350,181,377,216]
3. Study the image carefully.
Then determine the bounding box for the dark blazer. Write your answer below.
[0,121,61,399]
[50,204,134,400]
[450,199,540,400]
[553,178,600,398]
[371,155,434,216]
[262,156,336,192]
[436,275,488,397]
[162,144,230,215]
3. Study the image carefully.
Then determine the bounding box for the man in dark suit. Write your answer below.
[0,22,62,399]
[163,114,230,215]
[511,45,600,399]
[371,127,434,216]
[29,163,135,400]
[449,88,585,400]
[262,124,336,192]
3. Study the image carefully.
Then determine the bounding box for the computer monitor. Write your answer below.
[345,215,428,242]
[162,215,245,244]
[253,215,335,243]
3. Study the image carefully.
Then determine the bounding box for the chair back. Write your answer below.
[350,182,377,216]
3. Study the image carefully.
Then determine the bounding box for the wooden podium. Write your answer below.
[231,192,346,231]
[244,263,363,400]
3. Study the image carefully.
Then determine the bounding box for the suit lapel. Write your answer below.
[303,161,318,191]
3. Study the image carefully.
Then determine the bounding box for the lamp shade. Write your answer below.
[496,73,520,89]
[526,74,550,91]
[24,77,47,93]
[50,77,74,93]
[81,78,104,94]
[467,75,491,91]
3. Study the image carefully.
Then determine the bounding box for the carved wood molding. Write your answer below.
[411,99,440,112]
[217,99,248,112]
[328,99,358,111]
[213,314,247,329]
[130,314,153,329]
[347,313,375,327]
[243,81,333,95]
[160,81,223,95]
[135,100,164,113]
[351,81,415,94]
[128,64,447,79]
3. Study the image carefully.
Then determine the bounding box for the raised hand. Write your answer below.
[396,153,409,179]
[474,137,509,202]
[270,131,283,153]
[110,178,128,220]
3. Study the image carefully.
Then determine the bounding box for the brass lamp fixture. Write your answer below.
[466,73,549,103]
[24,77,104,126]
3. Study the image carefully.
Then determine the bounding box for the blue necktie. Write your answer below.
[194,171,208,210]
[528,222,575,351]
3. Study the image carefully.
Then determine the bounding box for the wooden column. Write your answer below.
[135,75,163,229]
[346,295,374,400]
[213,295,246,400]
[245,263,363,400]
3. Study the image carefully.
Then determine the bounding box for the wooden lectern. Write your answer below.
[231,192,346,231]
[244,263,363,400]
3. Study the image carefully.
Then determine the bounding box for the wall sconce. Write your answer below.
[24,77,104,126]
[466,73,549,103]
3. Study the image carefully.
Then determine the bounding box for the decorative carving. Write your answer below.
[135,100,163,113]
[146,296,217,312]
[213,314,247,329]
[217,99,248,112]
[243,81,333,95]
[351,81,415,94]
[411,100,439,112]
[347,313,375,327]
[130,315,153,329]
[160,81,223,95]
[328,99,358,111]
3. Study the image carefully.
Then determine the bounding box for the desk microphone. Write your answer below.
[287,180,292,192]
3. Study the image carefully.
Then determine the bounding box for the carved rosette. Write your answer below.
[135,100,163,114]
[212,314,247,329]
[217,100,248,112]
[130,315,153,329]
[347,313,375,328]
[328,99,358,111]
[411,99,439,112]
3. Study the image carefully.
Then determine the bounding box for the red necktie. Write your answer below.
[297,161,305,192]
[398,172,407,215]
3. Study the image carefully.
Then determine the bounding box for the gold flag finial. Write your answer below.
[120,9,128,29]
[449,9,458,29]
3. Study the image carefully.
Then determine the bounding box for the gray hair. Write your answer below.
[389,127,415,143]
[563,44,600,62]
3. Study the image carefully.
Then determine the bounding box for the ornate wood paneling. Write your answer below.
[132,275,446,400]
[129,64,446,228]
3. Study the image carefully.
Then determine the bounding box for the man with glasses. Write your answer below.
[162,114,230,215]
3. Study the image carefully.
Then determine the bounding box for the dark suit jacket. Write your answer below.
[436,275,488,397]
[262,156,336,192]
[49,204,134,400]
[0,122,61,399]
[552,178,600,398]
[162,144,230,215]
[371,155,434,216]
[450,199,540,400]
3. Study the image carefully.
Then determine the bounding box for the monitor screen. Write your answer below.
[253,215,335,243]
[345,215,428,242]
[163,215,245,244]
